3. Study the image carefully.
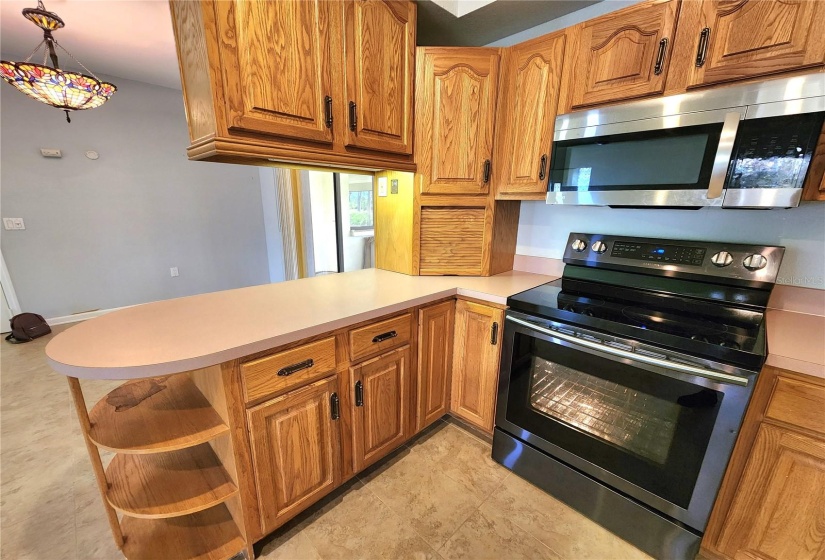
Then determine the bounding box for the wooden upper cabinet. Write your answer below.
[247,377,342,534]
[351,346,410,472]
[416,48,501,195]
[450,300,504,433]
[494,32,566,200]
[214,0,335,143]
[568,0,679,109]
[714,424,825,560]
[682,0,825,88]
[416,301,455,432]
[343,0,415,154]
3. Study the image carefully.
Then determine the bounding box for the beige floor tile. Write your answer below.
[439,500,558,560]
[0,505,77,560]
[407,423,509,499]
[487,473,653,560]
[300,481,441,560]
[259,519,322,560]
[360,446,483,550]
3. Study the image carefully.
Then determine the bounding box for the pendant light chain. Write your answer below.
[52,39,100,80]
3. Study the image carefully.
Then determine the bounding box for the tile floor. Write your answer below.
[1,325,652,560]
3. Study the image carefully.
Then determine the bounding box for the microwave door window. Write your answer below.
[550,123,722,192]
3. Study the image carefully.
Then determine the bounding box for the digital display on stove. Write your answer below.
[611,241,706,266]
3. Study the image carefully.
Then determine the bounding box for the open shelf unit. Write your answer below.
[68,366,249,560]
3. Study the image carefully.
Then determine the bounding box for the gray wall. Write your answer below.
[1,70,270,318]
[488,2,825,290]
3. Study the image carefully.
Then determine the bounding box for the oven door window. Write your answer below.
[506,333,722,509]
[549,123,722,192]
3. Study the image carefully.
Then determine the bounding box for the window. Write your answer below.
[348,189,374,230]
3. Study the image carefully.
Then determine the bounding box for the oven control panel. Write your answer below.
[564,233,784,287]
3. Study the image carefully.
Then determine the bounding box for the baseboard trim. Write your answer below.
[47,305,135,326]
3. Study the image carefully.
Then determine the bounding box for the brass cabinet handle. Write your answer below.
[491,322,499,345]
[324,96,333,129]
[348,101,357,131]
[483,159,492,184]
[654,38,668,75]
[538,154,548,181]
[277,359,313,377]
[372,330,398,343]
[695,27,710,67]
[355,380,364,407]
[330,392,340,420]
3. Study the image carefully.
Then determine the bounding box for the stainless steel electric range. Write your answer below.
[492,233,784,560]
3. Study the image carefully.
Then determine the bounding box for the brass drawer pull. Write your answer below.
[277,359,314,377]
[372,330,398,344]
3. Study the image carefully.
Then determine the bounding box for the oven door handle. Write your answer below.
[506,316,748,387]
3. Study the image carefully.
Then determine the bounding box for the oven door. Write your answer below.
[495,312,756,532]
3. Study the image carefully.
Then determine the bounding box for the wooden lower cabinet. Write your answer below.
[351,346,410,471]
[247,377,342,535]
[416,301,455,432]
[450,300,504,432]
[714,424,825,560]
[703,367,825,560]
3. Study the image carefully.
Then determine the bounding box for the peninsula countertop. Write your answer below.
[46,269,556,379]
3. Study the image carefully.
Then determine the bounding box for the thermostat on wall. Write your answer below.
[40,148,62,158]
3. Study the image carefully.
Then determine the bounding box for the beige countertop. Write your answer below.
[46,269,556,380]
[765,309,825,379]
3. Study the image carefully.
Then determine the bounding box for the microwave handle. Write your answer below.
[706,112,741,200]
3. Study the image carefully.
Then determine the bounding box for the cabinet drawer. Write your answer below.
[242,337,337,403]
[349,314,412,363]
[766,376,825,436]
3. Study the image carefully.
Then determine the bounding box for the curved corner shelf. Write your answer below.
[88,374,229,454]
[106,443,238,519]
[121,503,245,560]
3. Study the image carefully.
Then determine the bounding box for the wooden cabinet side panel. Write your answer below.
[416,301,455,432]
[714,424,825,560]
[494,32,566,198]
[802,123,825,202]
[169,0,218,143]
[246,377,341,534]
[344,0,415,154]
[415,48,500,195]
[488,200,521,276]
[450,300,503,432]
[374,170,416,274]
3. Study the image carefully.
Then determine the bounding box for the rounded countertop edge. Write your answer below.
[45,288,463,380]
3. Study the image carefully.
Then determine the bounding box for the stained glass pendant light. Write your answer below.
[0,1,116,122]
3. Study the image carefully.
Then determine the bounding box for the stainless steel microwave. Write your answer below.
[547,74,825,208]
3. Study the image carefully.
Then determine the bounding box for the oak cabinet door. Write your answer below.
[494,32,566,199]
[352,346,410,471]
[416,301,455,432]
[450,300,504,432]
[418,206,487,276]
[215,0,335,143]
[416,48,500,195]
[715,424,825,560]
[247,377,342,534]
[684,0,825,88]
[343,0,415,154]
[569,0,678,109]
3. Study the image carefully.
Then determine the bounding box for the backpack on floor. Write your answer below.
[5,313,51,344]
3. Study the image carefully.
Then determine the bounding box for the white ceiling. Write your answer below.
[430,0,496,18]
[0,0,182,90]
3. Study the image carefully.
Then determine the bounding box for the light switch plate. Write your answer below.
[3,218,24,230]
[377,177,388,197]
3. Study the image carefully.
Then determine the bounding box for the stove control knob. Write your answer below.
[571,239,587,252]
[743,254,768,271]
[592,240,608,254]
[711,251,733,267]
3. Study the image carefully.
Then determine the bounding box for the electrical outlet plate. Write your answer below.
[170,267,179,277]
